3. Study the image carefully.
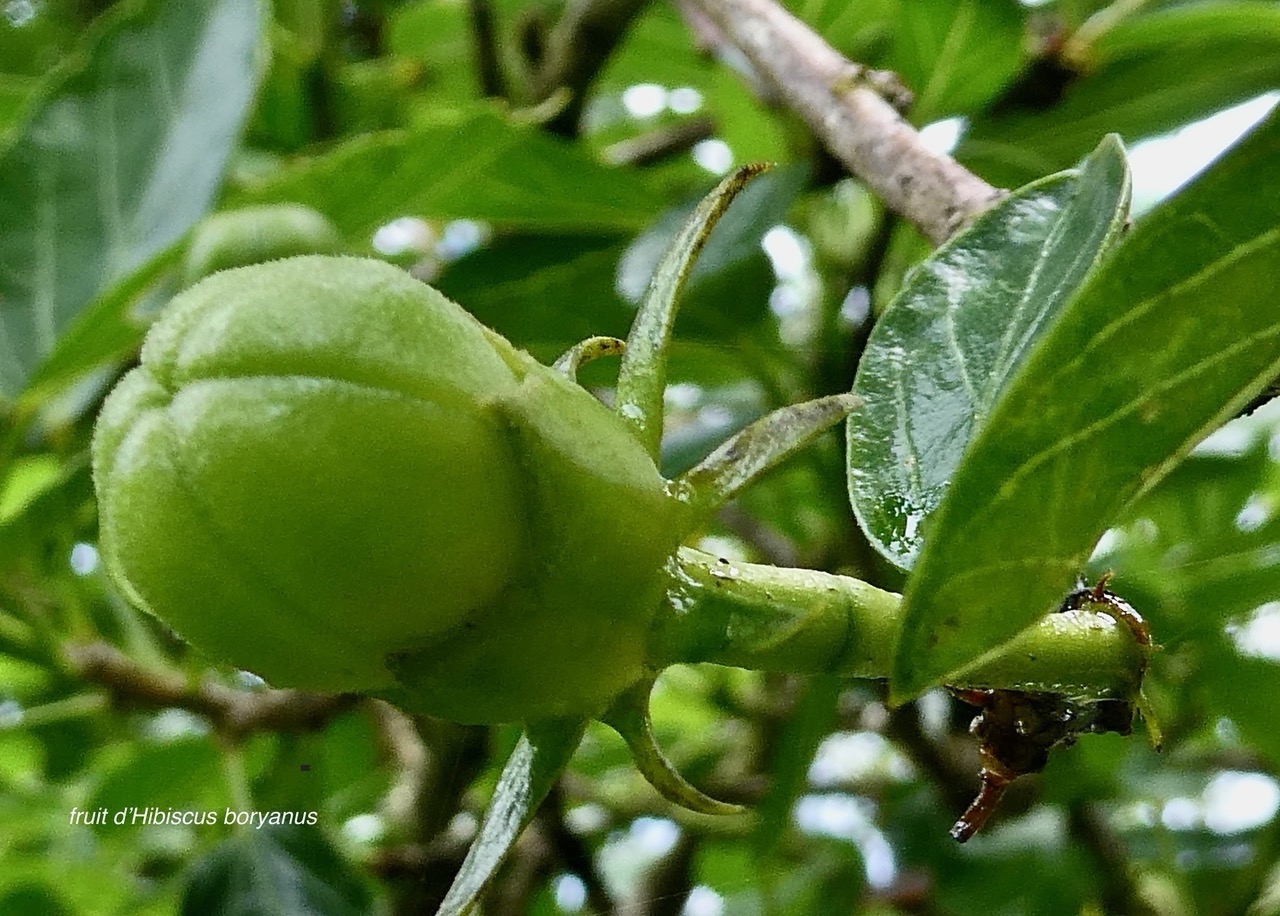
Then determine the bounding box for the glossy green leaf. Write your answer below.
[893,107,1280,700]
[0,0,267,402]
[232,107,661,241]
[849,136,1131,570]
[960,3,1280,186]
[438,718,586,916]
[180,825,373,916]
[890,0,1024,123]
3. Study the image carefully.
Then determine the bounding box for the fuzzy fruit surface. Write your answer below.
[93,256,684,723]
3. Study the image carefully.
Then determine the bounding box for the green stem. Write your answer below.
[222,742,254,815]
[0,693,106,730]
[650,548,1147,701]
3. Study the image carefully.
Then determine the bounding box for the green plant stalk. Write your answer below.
[651,547,1147,702]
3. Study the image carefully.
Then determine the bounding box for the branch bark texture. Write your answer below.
[64,641,355,738]
[687,0,1003,243]
[531,0,652,136]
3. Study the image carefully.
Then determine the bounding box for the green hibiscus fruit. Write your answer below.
[93,256,684,723]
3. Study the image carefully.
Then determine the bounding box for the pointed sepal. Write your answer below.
[671,393,863,520]
[602,679,745,816]
[615,163,773,458]
[1136,685,1163,752]
[436,718,587,916]
[552,336,626,381]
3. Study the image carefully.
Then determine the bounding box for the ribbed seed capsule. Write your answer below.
[93,256,684,723]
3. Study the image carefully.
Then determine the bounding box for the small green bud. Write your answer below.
[181,204,343,285]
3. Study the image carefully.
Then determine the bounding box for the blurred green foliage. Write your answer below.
[0,0,1278,914]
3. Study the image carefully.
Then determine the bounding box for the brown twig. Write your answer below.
[621,830,697,916]
[529,0,653,136]
[684,0,1004,243]
[467,0,507,98]
[1068,802,1155,915]
[371,700,429,828]
[542,784,614,914]
[63,641,355,738]
[390,718,491,915]
[603,116,718,167]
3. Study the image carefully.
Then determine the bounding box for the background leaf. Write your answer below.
[435,166,802,368]
[894,107,1280,698]
[0,0,267,401]
[848,136,1130,569]
[1094,408,1280,764]
[959,2,1280,186]
[232,107,663,241]
[180,825,374,916]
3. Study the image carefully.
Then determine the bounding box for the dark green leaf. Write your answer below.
[960,3,1280,186]
[0,885,72,916]
[180,825,373,916]
[893,108,1280,699]
[232,107,662,241]
[849,136,1130,570]
[0,0,268,401]
[438,718,586,916]
[435,233,636,356]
